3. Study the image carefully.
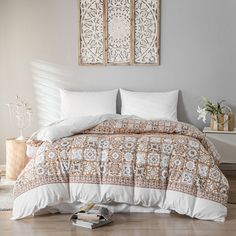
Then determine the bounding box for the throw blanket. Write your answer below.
[12,115,229,221]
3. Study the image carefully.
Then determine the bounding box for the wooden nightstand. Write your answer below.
[203,127,236,163]
[6,138,29,180]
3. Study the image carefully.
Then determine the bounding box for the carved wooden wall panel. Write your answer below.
[134,0,160,64]
[107,0,131,64]
[78,0,160,66]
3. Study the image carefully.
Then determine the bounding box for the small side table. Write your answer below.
[6,138,29,180]
[203,127,236,163]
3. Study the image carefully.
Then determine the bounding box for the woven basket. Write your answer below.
[210,114,234,131]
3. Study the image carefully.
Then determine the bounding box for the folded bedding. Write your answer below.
[12,115,229,221]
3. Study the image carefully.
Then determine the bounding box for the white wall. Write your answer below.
[0,0,236,164]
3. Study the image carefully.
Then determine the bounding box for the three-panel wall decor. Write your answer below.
[78,0,160,66]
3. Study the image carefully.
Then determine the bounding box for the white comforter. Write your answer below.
[12,115,228,221]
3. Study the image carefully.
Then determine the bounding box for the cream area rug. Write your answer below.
[0,178,14,211]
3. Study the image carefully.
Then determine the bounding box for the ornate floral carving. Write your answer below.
[134,0,160,64]
[79,0,160,65]
[108,0,131,63]
[80,0,104,64]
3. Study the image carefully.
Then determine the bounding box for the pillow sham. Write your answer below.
[60,89,118,119]
[120,89,179,121]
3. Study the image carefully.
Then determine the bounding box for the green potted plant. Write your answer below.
[197,97,234,131]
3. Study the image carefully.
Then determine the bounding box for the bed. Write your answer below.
[12,114,229,221]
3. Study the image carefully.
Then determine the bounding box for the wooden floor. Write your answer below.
[223,170,236,204]
[0,205,236,236]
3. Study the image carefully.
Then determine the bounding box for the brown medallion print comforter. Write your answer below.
[12,117,229,221]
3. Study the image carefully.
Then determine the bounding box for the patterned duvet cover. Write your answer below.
[12,118,229,221]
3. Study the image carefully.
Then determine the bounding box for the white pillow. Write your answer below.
[120,89,179,121]
[60,89,118,119]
